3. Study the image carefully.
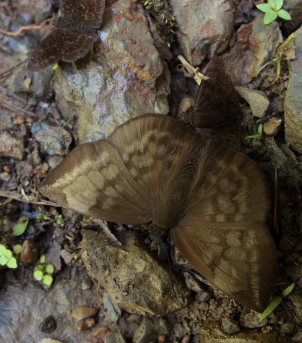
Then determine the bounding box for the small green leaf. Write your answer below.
[23,180,30,187]
[257,123,264,137]
[36,264,44,271]
[264,9,278,24]
[34,270,44,281]
[7,257,18,269]
[260,296,282,320]
[40,255,46,263]
[4,249,12,258]
[13,216,29,236]
[256,3,272,12]
[13,244,22,255]
[282,283,295,297]
[0,256,9,265]
[277,9,291,20]
[43,274,53,286]
[274,0,284,11]
[46,264,55,274]
[268,0,275,7]
[0,244,7,255]
[52,63,59,70]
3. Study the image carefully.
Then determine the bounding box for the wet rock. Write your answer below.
[198,328,290,342]
[133,318,169,343]
[54,0,169,144]
[221,318,240,335]
[239,310,268,328]
[81,231,190,316]
[6,63,54,97]
[170,0,234,65]
[20,240,40,264]
[235,86,270,118]
[48,156,63,169]
[31,122,72,156]
[70,306,99,321]
[222,18,282,85]
[60,249,73,265]
[284,25,302,153]
[0,133,24,160]
[0,268,102,343]
[40,315,57,334]
[183,272,203,293]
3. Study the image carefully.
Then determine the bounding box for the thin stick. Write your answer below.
[0,190,60,207]
[178,55,209,85]
[0,19,54,37]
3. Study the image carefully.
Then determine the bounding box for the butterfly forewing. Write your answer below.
[108,114,205,229]
[60,0,105,27]
[40,140,151,224]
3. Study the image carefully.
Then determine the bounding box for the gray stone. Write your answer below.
[6,63,54,97]
[221,318,240,335]
[236,86,270,118]
[31,122,72,156]
[81,230,190,316]
[223,17,282,85]
[0,268,102,343]
[284,26,302,153]
[170,0,234,65]
[54,0,169,144]
[239,310,268,328]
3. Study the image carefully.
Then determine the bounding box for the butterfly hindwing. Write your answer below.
[39,140,151,225]
[171,141,275,311]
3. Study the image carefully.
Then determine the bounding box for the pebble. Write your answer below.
[39,339,63,343]
[221,317,241,334]
[20,240,40,264]
[87,327,110,343]
[70,306,99,321]
[79,317,97,331]
[236,86,270,118]
[31,122,72,156]
[263,117,282,136]
[0,133,24,160]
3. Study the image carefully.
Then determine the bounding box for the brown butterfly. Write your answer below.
[28,0,105,71]
[39,60,276,311]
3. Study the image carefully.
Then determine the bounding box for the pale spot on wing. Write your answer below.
[224,247,247,261]
[105,164,119,181]
[87,170,105,189]
[249,249,260,263]
[104,186,118,197]
[226,231,241,247]
[215,214,226,222]
[217,195,236,213]
[100,151,110,161]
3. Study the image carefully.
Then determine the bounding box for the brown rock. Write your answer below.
[70,306,99,321]
[222,18,282,85]
[0,133,24,160]
[79,317,97,331]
